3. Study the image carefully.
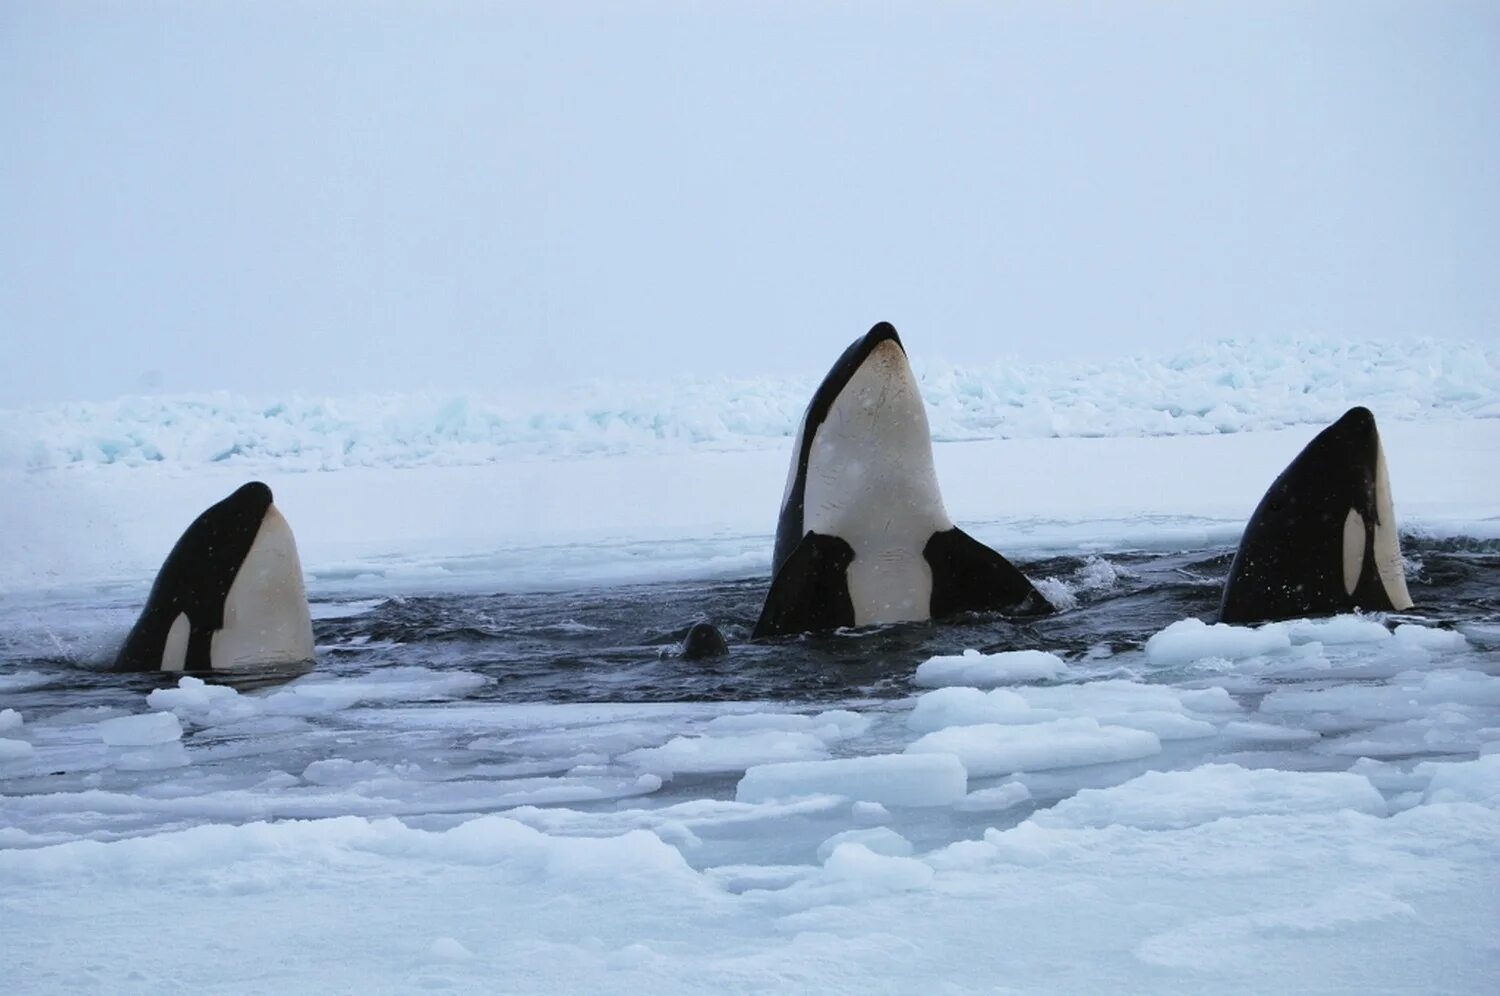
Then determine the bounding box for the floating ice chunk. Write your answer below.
[815,827,913,862]
[906,719,1161,777]
[98,711,182,747]
[1419,755,1500,805]
[850,801,890,824]
[148,676,258,724]
[1220,720,1321,745]
[1349,757,1431,794]
[1320,710,1493,759]
[906,686,1039,733]
[1285,616,1392,645]
[262,668,487,715]
[736,753,967,807]
[703,713,812,735]
[821,841,933,891]
[0,709,22,733]
[1095,710,1218,740]
[914,649,1067,688]
[1415,669,1500,705]
[1258,684,1423,722]
[1393,625,1469,652]
[1259,670,1500,727]
[0,738,34,761]
[1144,618,1291,665]
[115,742,190,771]
[0,813,696,886]
[1176,686,1241,712]
[954,781,1032,813]
[811,709,872,740]
[1016,679,1238,716]
[622,731,828,775]
[1031,763,1387,830]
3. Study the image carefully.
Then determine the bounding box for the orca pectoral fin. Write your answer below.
[925,528,1052,618]
[752,532,857,639]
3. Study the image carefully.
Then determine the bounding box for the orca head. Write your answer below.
[117,481,314,672]
[1219,406,1412,623]
[772,322,949,575]
[216,481,277,532]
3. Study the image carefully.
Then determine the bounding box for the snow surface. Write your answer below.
[3,337,1495,473]
[3,340,1500,993]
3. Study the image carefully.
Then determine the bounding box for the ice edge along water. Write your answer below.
[3,335,1495,472]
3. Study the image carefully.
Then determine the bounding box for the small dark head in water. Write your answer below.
[680,622,730,660]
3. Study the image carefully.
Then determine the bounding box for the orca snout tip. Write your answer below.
[232,481,274,504]
[1335,406,1378,434]
[864,321,903,349]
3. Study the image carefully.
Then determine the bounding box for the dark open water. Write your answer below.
[6,539,1494,716]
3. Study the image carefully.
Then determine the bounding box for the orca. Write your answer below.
[1219,406,1414,624]
[679,622,730,660]
[115,481,316,672]
[753,322,1050,638]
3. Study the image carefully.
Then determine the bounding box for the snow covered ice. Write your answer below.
[3,338,1499,994]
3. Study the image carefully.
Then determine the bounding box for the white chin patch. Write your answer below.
[802,340,949,626]
[210,505,315,670]
[160,612,190,672]
[1372,441,1414,610]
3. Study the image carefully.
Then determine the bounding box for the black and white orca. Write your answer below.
[115,481,316,672]
[1219,406,1414,624]
[753,322,1050,638]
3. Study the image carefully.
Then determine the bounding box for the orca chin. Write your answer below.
[754,322,1050,638]
[1219,406,1415,624]
[115,481,316,673]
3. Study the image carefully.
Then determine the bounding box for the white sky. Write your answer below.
[2,1,1496,406]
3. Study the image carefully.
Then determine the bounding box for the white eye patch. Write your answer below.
[1342,509,1365,597]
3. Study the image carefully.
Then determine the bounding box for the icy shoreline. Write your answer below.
[4,336,1495,473]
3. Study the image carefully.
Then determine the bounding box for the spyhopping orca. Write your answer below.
[680,622,730,660]
[753,322,1050,638]
[1220,406,1414,624]
[115,481,315,672]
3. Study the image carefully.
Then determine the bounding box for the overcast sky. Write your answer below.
[2,1,1496,406]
